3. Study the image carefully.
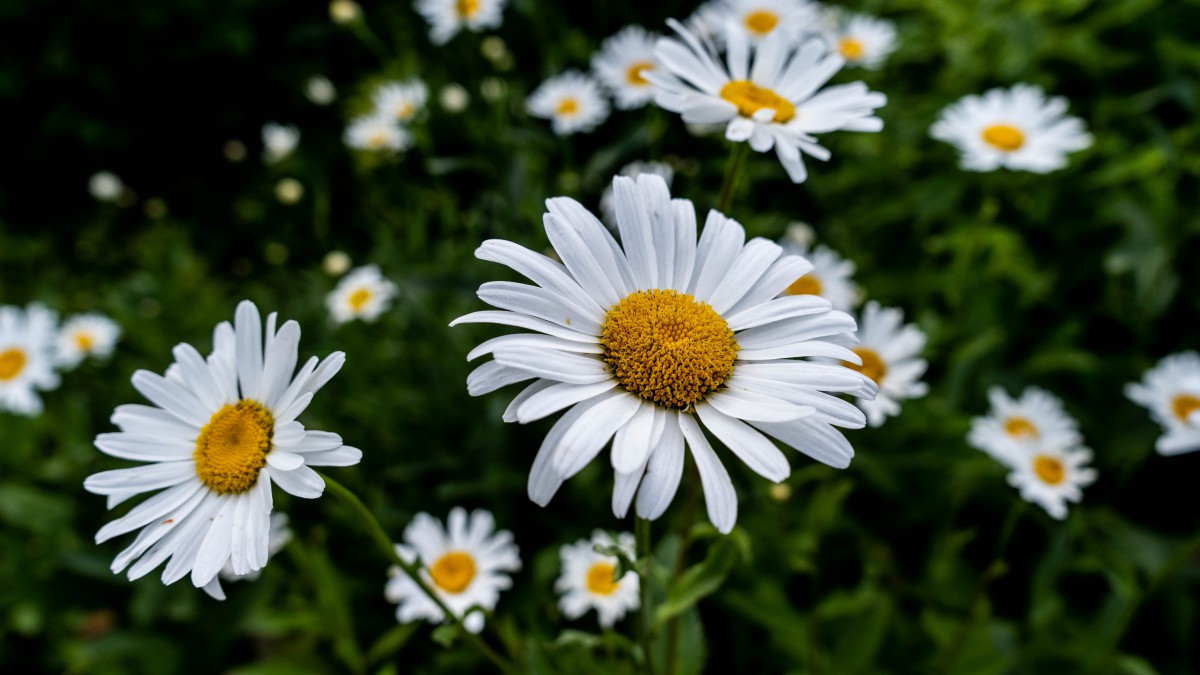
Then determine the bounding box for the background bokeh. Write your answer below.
[2,0,1200,672]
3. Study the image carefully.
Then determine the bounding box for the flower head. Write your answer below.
[261,123,300,164]
[527,72,610,136]
[706,0,820,44]
[556,530,639,628]
[820,10,897,70]
[1126,352,1200,455]
[415,0,506,45]
[372,80,429,123]
[344,114,412,153]
[1006,442,1096,520]
[968,386,1082,466]
[55,313,121,369]
[89,172,124,202]
[326,265,399,324]
[0,303,60,416]
[845,301,928,427]
[592,26,662,110]
[777,230,857,312]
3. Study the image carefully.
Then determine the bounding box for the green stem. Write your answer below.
[663,467,699,675]
[319,473,523,675]
[715,142,750,214]
[636,517,658,675]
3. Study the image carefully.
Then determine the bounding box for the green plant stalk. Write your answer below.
[715,142,750,214]
[319,472,523,675]
[663,467,699,675]
[637,517,658,675]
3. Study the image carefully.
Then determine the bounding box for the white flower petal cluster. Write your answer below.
[0,303,61,416]
[261,122,300,164]
[326,265,400,324]
[556,530,639,629]
[415,0,506,45]
[847,301,928,427]
[527,71,611,136]
[55,313,122,370]
[592,26,662,110]
[1126,352,1200,456]
[819,9,897,70]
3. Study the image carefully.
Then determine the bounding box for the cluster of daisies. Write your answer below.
[345,79,428,153]
[0,303,120,416]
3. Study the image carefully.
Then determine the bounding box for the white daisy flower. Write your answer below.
[261,123,300,164]
[600,160,675,228]
[555,530,639,629]
[0,303,60,417]
[202,513,292,600]
[89,172,124,202]
[845,301,928,427]
[527,72,610,136]
[1004,442,1097,520]
[305,76,337,105]
[930,84,1093,173]
[778,232,857,312]
[344,114,412,153]
[415,0,506,46]
[1126,352,1200,456]
[373,80,429,123]
[968,386,1082,466]
[649,19,886,183]
[55,313,122,369]
[820,10,897,70]
[707,0,820,44]
[452,175,876,534]
[592,26,661,110]
[385,508,521,634]
[326,265,399,324]
[83,301,363,592]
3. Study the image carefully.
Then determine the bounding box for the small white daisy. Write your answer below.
[0,303,60,417]
[1004,442,1097,520]
[555,530,639,629]
[372,80,429,123]
[305,76,337,105]
[262,123,300,164]
[202,513,292,600]
[385,508,521,634]
[415,0,506,45]
[649,19,886,183]
[845,301,928,427]
[820,10,897,70]
[55,313,122,370]
[707,0,820,44]
[84,301,362,591]
[600,160,675,228]
[452,175,877,534]
[592,26,661,110]
[778,230,857,312]
[930,84,1093,173]
[527,72,610,136]
[1126,352,1200,456]
[344,114,412,153]
[326,265,399,324]
[89,172,124,202]
[968,386,1082,466]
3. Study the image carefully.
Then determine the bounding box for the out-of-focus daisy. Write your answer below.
[600,160,675,227]
[930,84,1092,173]
[439,83,471,113]
[592,27,661,110]
[1005,443,1096,520]
[968,386,1081,465]
[415,0,506,45]
[305,76,337,105]
[89,172,124,202]
[275,178,305,205]
[329,0,361,24]
[708,0,820,44]
[202,513,292,600]
[385,508,520,633]
[344,114,412,152]
[845,302,927,427]
[262,123,300,164]
[0,303,60,416]
[556,530,639,629]
[1126,352,1200,455]
[84,301,362,592]
[373,80,428,123]
[650,20,886,183]
[326,265,399,324]
[778,228,857,312]
[452,175,876,534]
[55,313,121,370]
[528,72,610,136]
[820,10,897,70]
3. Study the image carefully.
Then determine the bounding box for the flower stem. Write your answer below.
[716,142,750,214]
[663,467,699,675]
[318,472,522,675]
[636,517,658,675]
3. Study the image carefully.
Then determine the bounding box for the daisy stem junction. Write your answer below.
[716,142,750,214]
[318,472,522,675]
[636,517,658,675]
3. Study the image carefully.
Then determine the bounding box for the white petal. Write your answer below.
[95,478,204,544]
[611,404,656,473]
[266,451,305,471]
[95,433,195,462]
[466,361,534,396]
[493,347,610,385]
[726,294,830,331]
[467,333,604,362]
[303,445,363,467]
[695,403,790,482]
[679,413,737,534]
[84,461,196,496]
[190,496,237,587]
[551,392,643,478]
[635,411,686,520]
[235,301,264,400]
[269,465,325,499]
[131,370,210,427]
[259,321,301,409]
[477,280,603,334]
[451,311,600,343]
[751,417,854,468]
[516,380,619,423]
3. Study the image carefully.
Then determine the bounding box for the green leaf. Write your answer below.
[653,534,744,627]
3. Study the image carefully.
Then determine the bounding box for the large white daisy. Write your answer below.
[385,508,521,634]
[819,10,897,70]
[930,84,1093,173]
[452,175,876,534]
[845,301,928,427]
[83,301,362,592]
[649,19,886,183]
[1126,352,1200,455]
[55,313,122,370]
[556,530,640,629]
[0,303,60,416]
[202,512,292,600]
[592,26,661,110]
[778,230,857,312]
[415,0,506,45]
[326,265,399,324]
[1004,442,1097,520]
[372,79,429,124]
[527,72,610,137]
[967,386,1081,466]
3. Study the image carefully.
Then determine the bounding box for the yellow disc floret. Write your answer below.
[1033,454,1066,485]
[720,80,796,123]
[839,37,865,60]
[1172,394,1200,423]
[556,98,580,116]
[843,346,887,385]
[0,348,27,382]
[625,61,654,86]
[430,551,477,594]
[785,273,823,297]
[456,0,480,19]
[348,288,373,312]
[1004,416,1039,439]
[194,400,275,494]
[981,124,1026,152]
[586,562,619,595]
[601,290,739,410]
[744,10,779,36]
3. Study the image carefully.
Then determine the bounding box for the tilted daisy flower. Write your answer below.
[1003,442,1097,520]
[452,175,876,534]
[844,301,928,427]
[1126,352,1200,455]
[930,84,1093,173]
[820,10,897,70]
[55,313,122,369]
[372,79,428,123]
[415,0,506,46]
[649,19,887,183]
[385,508,521,633]
[527,72,610,136]
[0,303,60,416]
[344,114,412,152]
[600,160,675,228]
[202,513,292,600]
[83,301,362,591]
[592,26,662,110]
[326,265,399,324]
[967,386,1081,465]
[556,530,639,629]
[707,0,820,44]
[89,171,124,202]
[778,231,857,312]
[261,122,300,164]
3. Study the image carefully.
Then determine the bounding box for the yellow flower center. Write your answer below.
[0,348,28,382]
[625,61,654,86]
[784,273,822,297]
[720,80,796,123]
[601,290,739,410]
[430,551,477,594]
[586,562,619,595]
[1172,394,1200,423]
[194,400,275,494]
[839,37,865,60]
[843,346,887,385]
[368,132,390,149]
[396,102,415,120]
[1033,454,1066,485]
[348,288,373,312]
[75,332,96,352]
[981,124,1025,152]
[456,0,480,19]
[744,10,779,35]
[1004,416,1039,439]
[556,97,580,116]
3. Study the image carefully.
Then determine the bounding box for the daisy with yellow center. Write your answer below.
[648,18,886,183]
[592,26,662,110]
[1005,443,1097,520]
[372,79,428,123]
[326,264,399,324]
[1126,351,1200,456]
[527,71,610,136]
[819,10,897,70]
[55,313,121,370]
[968,386,1082,466]
[452,175,877,533]
[344,114,412,153]
[261,122,299,164]
[778,228,857,312]
[842,301,928,428]
[930,84,1092,173]
[84,301,362,595]
[0,303,60,416]
[414,0,506,45]
[386,508,521,634]
[556,530,640,629]
[707,0,819,44]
